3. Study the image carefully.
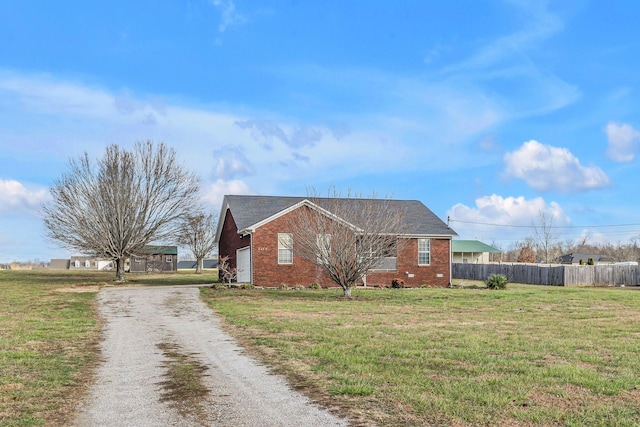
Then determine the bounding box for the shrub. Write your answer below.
[485,274,508,290]
[391,278,405,288]
[210,283,228,290]
[239,283,254,289]
[587,258,595,265]
[308,283,321,289]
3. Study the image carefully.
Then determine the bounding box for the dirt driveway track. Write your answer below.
[73,285,349,427]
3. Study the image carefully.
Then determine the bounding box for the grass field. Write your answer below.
[0,269,217,426]
[2,270,639,426]
[200,283,640,426]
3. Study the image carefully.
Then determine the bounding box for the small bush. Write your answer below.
[239,283,254,289]
[308,283,321,289]
[210,283,228,290]
[391,278,405,288]
[485,274,508,290]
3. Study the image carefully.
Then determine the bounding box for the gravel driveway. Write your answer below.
[73,285,349,427]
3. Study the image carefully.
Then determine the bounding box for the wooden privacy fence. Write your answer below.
[453,263,639,287]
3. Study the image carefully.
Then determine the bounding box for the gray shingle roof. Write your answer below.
[219,195,457,237]
[558,252,610,264]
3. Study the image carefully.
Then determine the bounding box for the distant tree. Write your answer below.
[488,240,503,262]
[533,210,559,263]
[178,212,218,274]
[284,188,407,297]
[600,241,640,263]
[517,246,537,263]
[510,236,536,263]
[43,141,200,281]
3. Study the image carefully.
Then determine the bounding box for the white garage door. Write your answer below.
[236,247,251,283]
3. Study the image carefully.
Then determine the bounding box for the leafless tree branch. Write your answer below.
[285,188,407,297]
[177,212,218,273]
[42,141,200,281]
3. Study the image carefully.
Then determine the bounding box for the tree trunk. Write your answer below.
[196,257,203,274]
[115,258,126,282]
[343,286,352,297]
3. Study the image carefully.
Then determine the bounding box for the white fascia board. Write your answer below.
[399,234,455,239]
[214,197,231,244]
[303,200,362,232]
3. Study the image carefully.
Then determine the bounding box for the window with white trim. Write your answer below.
[74,260,80,268]
[418,238,431,265]
[166,255,172,263]
[84,260,90,268]
[278,233,293,264]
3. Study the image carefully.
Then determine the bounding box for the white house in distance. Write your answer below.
[452,240,501,264]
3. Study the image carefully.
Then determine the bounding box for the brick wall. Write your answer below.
[251,213,334,287]
[250,211,451,288]
[218,209,250,281]
[366,238,451,287]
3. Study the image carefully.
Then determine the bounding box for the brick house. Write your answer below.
[215,195,457,288]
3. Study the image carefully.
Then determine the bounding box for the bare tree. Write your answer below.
[600,241,640,263]
[43,141,200,281]
[488,240,503,262]
[510,236,537,263]
[218,255,237,284]
[178,212,218,273]
[533,210,559,263]
[285,189,406,297]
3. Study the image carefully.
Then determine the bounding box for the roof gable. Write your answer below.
[217,195,457,238]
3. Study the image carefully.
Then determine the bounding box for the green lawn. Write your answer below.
[0,269,217,426]
[3,270,638,426]
[200,284,640,426]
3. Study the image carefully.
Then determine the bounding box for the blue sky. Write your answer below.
[1,0,640,262]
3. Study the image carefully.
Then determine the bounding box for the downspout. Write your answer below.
[449,238,453,287]
[249,233,254,285]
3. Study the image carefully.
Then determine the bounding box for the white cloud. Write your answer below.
[0,179,49,215]
[211,0,246,33]
[213,145,255,179]
[447,194,570,244]
[201,179,251,210]
[0,71,420,199]
[235,119,324,149]
[449,1,563,72]
[449,194,569,226]
[504,140,611,193]
[605,121,639,162]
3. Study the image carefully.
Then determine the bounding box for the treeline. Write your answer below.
[493,238,640,264]
[0,261,49,270]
